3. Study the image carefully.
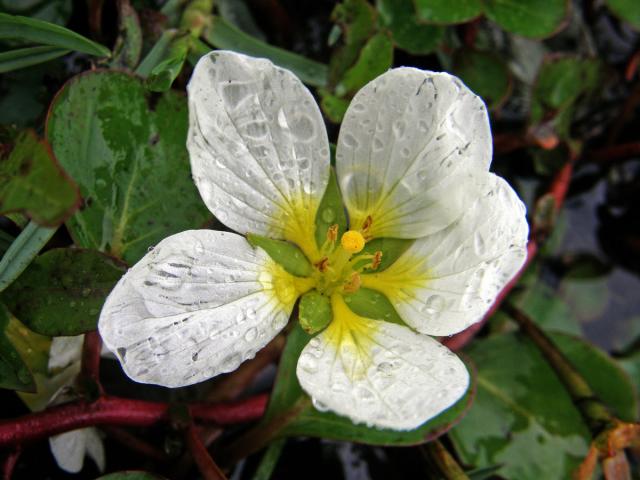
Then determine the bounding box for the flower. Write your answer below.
[99,50,528,431]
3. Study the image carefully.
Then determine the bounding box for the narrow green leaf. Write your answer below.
[377,0,445,54]
[314,168,348,250]
[606,0,640,30]
[252,438,286,480]
[0,45,69,73]
[1,248,126,336]
[135,30,178,77]
[0,221,56,293]
[247,234,313,277]
[0,303,35,392]
[0,13,110,57]
[146,35,189,92]
[257,324,474,445]
[299,291,332,335]
[0,130,81,226]
[449,331,637,479]
[452,49,511,109]
[204,16,328,88]
[414,0,483,24]
[46,70,210,264]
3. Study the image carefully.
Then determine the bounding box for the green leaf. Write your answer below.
[449,331,637,479]
[0,130,80,226]
[530,57,601,140]
[247,234,313,277]
[255,323,474,445]
[46,70,211,264]
[0,221,56,293]
[146,35,189,92]
[483,0,568,38]
[377,0,445,54]
[314,168,348,250]
[299,291,332,334]
[252,438,286,480]
[135,30,178,77]
[0,303,35,392]
[606,0,640,30]
[618,350,640,396]
[1,248,126,336]
[204,16,328,88]
[318,90,350,124]
[414,0,483,24]
[452,49,511,109]
[336,31,393,97]
[4,315,50,377]
[359,237,413,272]
[0,13,110,57]
[0,45,69,73]
[110,0,143,70]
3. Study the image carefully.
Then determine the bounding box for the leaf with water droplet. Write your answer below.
[0,303,36,392]
[1,248,126,336]
[46,70,210,264]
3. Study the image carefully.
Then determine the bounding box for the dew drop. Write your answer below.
[474,232,486,256]
[312,397,330,412]
[372,138,384,151]
[392,120,406,139]
[342,133,358,148]
[244,327,258,342]
[321,208,335,223]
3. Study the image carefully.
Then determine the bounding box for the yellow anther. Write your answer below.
[343,272,362,293]
[341,230,365,253]
[371,251,383,270]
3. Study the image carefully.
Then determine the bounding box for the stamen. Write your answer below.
[341,230,365,253]
[343,272,361,293]
[315,257,329,272]
[361,215,373,233]
[327,224,339,243]
[371,251,383,270]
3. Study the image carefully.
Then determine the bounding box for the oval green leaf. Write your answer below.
[452,49,511,109]
[449,331,637,479]
[377,0,445,54]
[46,70,211,264]
[414,0,483,24]
[484,0,568,38]
[1,248,126,336]
[247,234,313,277]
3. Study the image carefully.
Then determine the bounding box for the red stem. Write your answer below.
[587,142,640,165]
[185,425,228,480]
[81,331,103,389]
[0,394,268,447]
[2,448,20,480]
[443,161,573,352]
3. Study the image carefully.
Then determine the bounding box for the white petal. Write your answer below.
[84,427,106,472]
[336,68,492,238]
[48,335,84,371]
[99,230,302,387]
[362,174,529,336]
[296,295,469,431]
[187,51,330,258]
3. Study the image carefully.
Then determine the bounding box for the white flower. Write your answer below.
[98,51,528,431]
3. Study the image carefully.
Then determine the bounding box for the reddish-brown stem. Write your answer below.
[587,142,640,165]
[444,160,573,352]
[0,394,267,447]
[2,448,20,480]
[102,426,169,463]
[81,331,103,389]
[185,425,228,480]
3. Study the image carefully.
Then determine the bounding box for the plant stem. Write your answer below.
[0,394,267,447]
[81,330,103,391]
[185,424,228,480]
[503,303,614,434]
[421,440,469,480]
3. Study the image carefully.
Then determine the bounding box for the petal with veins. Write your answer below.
[187,51,330,260]
[296,295,469,431]
[362,174,528,336]
[99,230,309,387]
[336,68,492,239]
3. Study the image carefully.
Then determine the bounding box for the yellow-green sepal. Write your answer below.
[357,237,413,272]
[247,234,313,277]
[299,290,332,335]
[314,167,348,249]
[343,287,404,325]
